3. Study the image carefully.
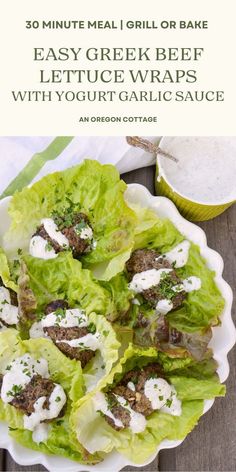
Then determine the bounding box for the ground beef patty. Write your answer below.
[61,213,93,258]
[126,248,186,309]
[45,299,69,315]
[126,249,171,276]
[43,300,96,368]
[44,325,95,367]
[104,362,163,430]
[10,374,61,416]
[35,212,93,258]
[9,288,18,307]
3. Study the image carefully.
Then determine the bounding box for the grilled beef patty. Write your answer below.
[43,300,96,368]
[45,299,69,315]
[10,374,56,415]
[44,325,95,367]
[126,248,186,309]
[34,212,93,258]
[104,363,163,430]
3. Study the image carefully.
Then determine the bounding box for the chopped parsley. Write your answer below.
[74,221,87,235]
[102,330,109,337]
[55,396,61,403]
[7,384,23,397]
[45,242,53,252]
[165,398,173,408]
[2,299,9,305]
[87,323,96,334]
[158,272,179,300]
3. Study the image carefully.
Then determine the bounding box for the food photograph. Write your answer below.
[0,135,235,472]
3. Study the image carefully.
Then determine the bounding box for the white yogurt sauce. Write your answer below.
[160,386,182,416]
[29,217,69,260]
[30,309,88,338]
[41,308,88,329]
[29,235,57,260]
[156,276,201,315]
[93,392,124,429]
[24,384,66,438]
[1,354,49,403]
[80,226,93,240]
[41,218,69,248]
[183,276,202,292]
[29,321,45,339]
[57,332,101,351]
[32,423,49,443]
[160,240,190,268]
[115,395,147,433]
[144,378,172,409]
[158,137,236,203]
[174,276,202,294]
[156,299,173,315]
[127,381,136,392]
[0,286,18,325]
[129,268,173,293]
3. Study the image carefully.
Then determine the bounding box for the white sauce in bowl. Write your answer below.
[158,137,236,204]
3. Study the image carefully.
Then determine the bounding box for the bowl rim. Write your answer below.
[157,136,236,207]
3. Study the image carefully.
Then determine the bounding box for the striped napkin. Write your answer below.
[0,136,159,198]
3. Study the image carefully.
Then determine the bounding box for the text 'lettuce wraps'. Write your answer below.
[0,329,101,464]
[3,160,137,280]
[71,344,225,464]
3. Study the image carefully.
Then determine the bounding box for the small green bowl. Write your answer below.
[155,139,235,221]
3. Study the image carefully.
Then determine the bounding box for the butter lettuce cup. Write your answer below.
[155,137,236,221]
[71,343,225,464]
[15,252,121,392]
[3,160,137,281]
[0,329,101,464]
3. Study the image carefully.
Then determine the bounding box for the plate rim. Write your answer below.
[0,182,235,472]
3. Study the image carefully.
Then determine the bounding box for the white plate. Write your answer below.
[0,183,235,472]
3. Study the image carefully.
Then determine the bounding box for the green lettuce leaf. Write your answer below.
[3,160,137,280]
[71,344,225,463]
[17,253,120,387]
[0,247,18,292]
[21,252,111,315]
[166,244,225,332]
[0,329,100,463]
[126,205,225,332]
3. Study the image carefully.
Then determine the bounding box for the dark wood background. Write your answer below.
[1,166,235,471]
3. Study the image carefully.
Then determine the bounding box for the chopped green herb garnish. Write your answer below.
[87,323,96,334]
[7,384,23,397]
[45,242,53,252]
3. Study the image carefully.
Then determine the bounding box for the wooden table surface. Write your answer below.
[1,165,235,472]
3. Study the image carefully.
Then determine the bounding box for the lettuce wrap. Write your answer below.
[132,204,225,331]
[3,160,137,280]
[0,247,18,293]
[0,329,100,464]
[71,343,225,464]
[16,252,121,390]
